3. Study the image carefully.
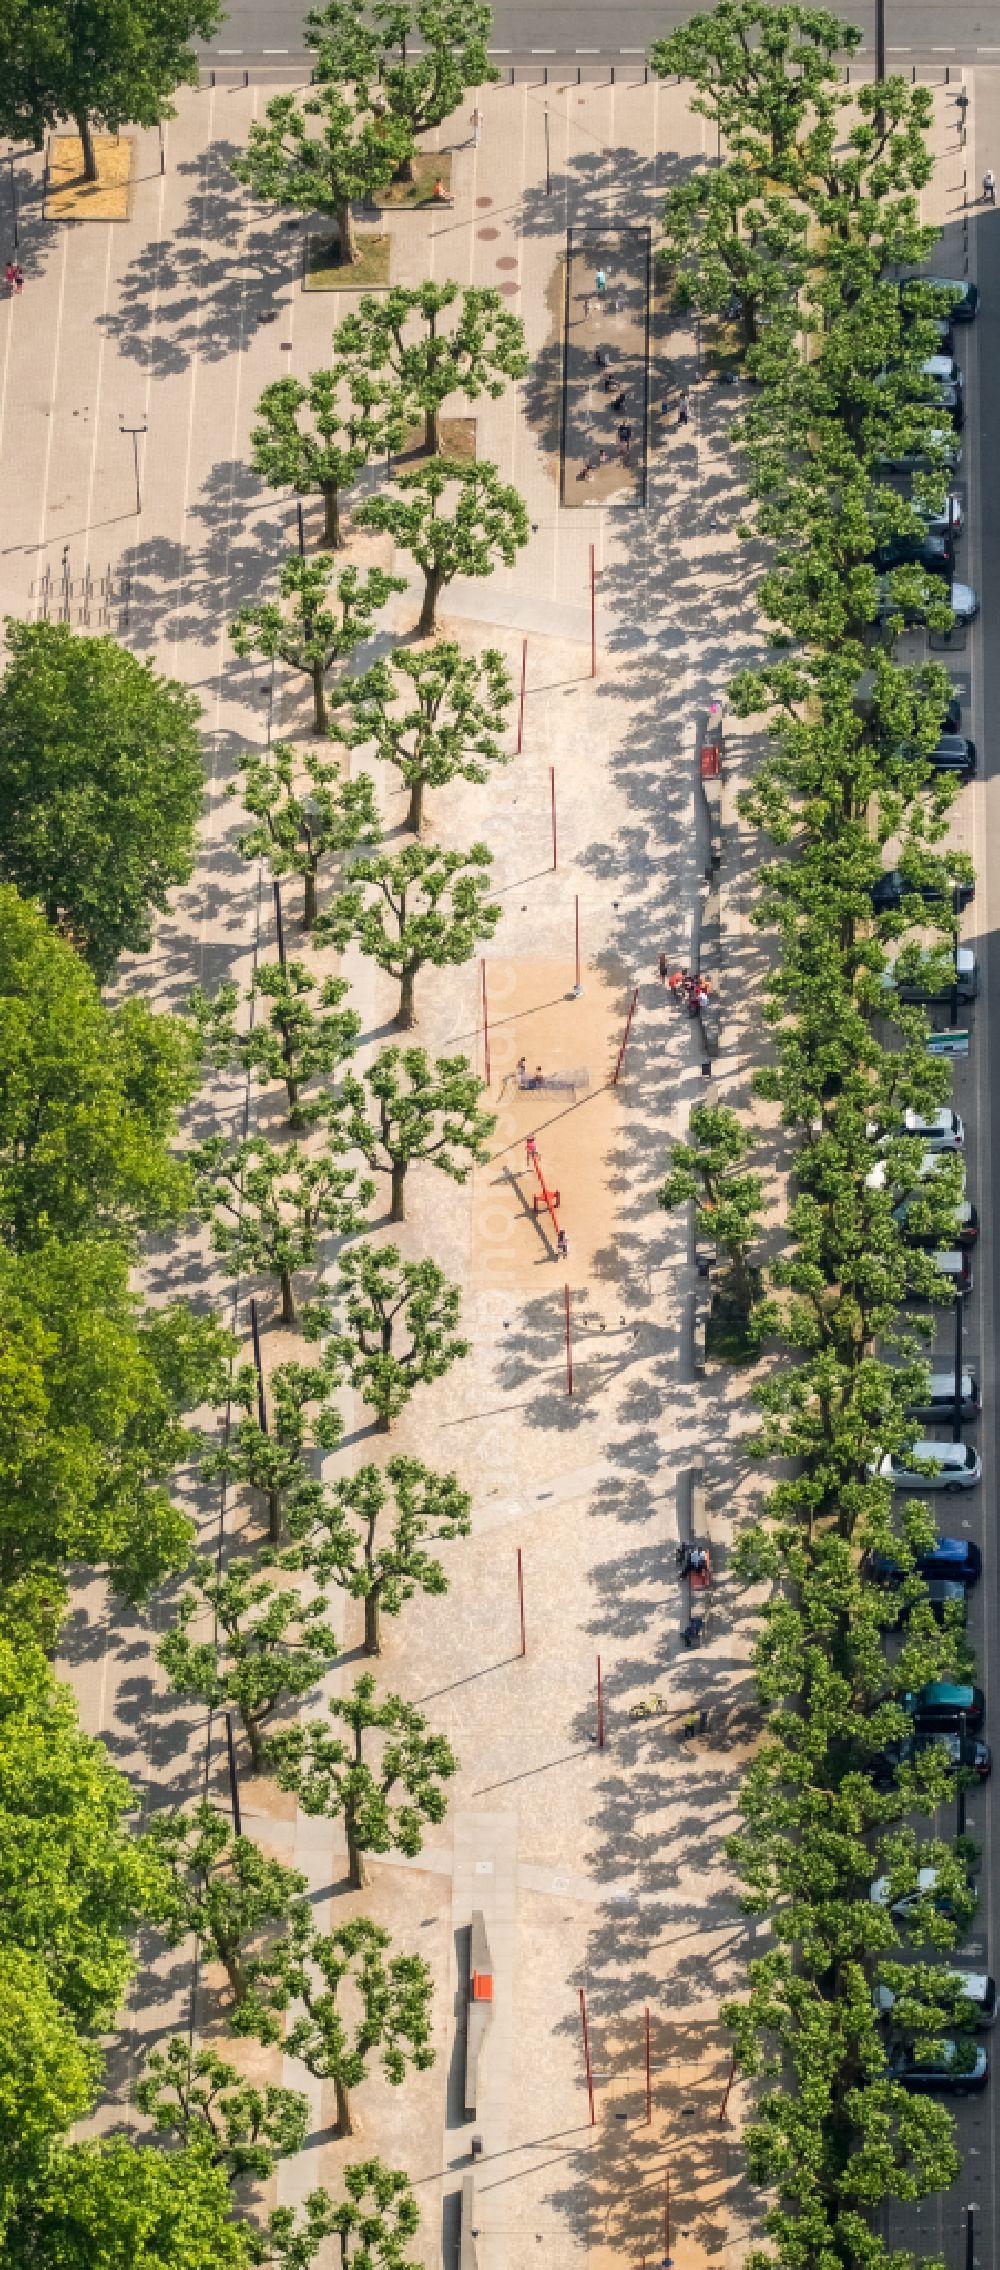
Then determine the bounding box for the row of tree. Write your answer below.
[655,9,987,2270]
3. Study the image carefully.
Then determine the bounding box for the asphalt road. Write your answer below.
[199,1,1000,67]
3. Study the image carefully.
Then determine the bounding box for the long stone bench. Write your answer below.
[464,1909,494,2119]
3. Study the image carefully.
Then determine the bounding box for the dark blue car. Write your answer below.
[864,1538,981,1587]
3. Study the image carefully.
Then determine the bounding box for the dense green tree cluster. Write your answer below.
[654,11,985,2270]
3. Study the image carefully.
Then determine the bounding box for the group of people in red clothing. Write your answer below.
[659,958,712,1015]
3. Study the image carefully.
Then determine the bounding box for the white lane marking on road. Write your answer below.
[262,48,288,53]
[82,227,114,541]
[33,229,70,590]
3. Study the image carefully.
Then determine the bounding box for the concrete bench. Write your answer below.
[464,1910,494,2119]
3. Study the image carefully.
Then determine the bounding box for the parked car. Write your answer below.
[867,1148,967,1191]
[875,429,963,474]
[921,734,976,779]
[871,1731,992,1788]
[901,276,979,324]
[895,1107,965,1152]
[917,493,964,541]
[874,532,954,577]
[873,576,978,624]
[905,1249,974,1302]
[853,670,963,730]
[875,1973,996,2028]
[870,869,975,913]
[883,945,978,1002]
[863,1536,981,1586]
[897,1200,979,1250]
[887,2039,988,2094]
[904,1682,985,1732]
[911,356,965,429]
[870,1863,977,1918]
[876,1441,981,1491]
[904,1369,981,1420]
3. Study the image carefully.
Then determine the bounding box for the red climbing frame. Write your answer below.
[526,1138,561,1233]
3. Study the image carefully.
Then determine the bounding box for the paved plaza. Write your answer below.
[0,56,976,2270]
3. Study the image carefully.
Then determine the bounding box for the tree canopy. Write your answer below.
[0,621,205,981]
[250,368,409,549]
[0,0,224,180]
[316,838,500,1027]
[354,456,530,634]
[333,284,528,454]
[329,640,511,834]
[230,557,405,733]
[232,84,413,266]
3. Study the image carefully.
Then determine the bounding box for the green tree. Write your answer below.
[327,2160,421,2270]
[250,369,409,550]
[230,744,379,931]
[0,887,199,1249]
[283,1455,472,1656]
[354,456,530,634]
[0,1239,231,1598]
[309,0,497,181]
[316,839,500,1028]
[242,1912,434,2136]
[659,161,809,350]
[232,83,413,266]
[327,1045,495,1221]
[658,1103,765,1317]
[0,619,204,981]
[134,2037,309,2180]
[192,961,360,1127]
[650,2,857,181]
[0,0,223,182]
[191,1135,374,1327]
[3,2137,252,2270]
[250,2192,340,2270]
[158,1560,341,1775]
[329,640,511,834]
[230,557,405,734]
[307,1241,468,1432]
[267,1673,458,1887]
[206,1350,345,1544]
[143,1801,309,2013]
[0,1636,154,2036]
[0,1951,101,2221]
[333,284,528,456]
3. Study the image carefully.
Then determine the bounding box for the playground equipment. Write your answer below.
[526,1136,562,1240]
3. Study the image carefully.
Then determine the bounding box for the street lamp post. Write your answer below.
[119,419,147,515]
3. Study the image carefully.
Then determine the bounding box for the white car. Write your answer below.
[868,1109,964,1157]
[875,1441,982,1492]
[867,1148,966,1192]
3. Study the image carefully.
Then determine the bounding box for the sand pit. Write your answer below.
[471,955,631,1290]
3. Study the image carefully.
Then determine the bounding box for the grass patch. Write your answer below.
[304,232,391,291]
[48,135,133,220]
[372,152,453,208]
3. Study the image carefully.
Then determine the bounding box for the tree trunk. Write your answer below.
[396,149,417,183]
[280,1270,298,1328]
[312,666,328,734]
[417,566,444,636]
[347,1820,368,1888]
[406,776,426,834]
[76,112,98,183]
[303,865,318,931]
[395,964,417,1029]
[364,1589,382,1657]
[389,1159,407,1222]
[375,1403,392,1435]
[268,1488,282,1545]
[426,402,441,454]
[245,1714,265,1775]
[285,1076,303,1128]
[322,482,341,548]
[334,2074,355,2137]
[338,198,358,266]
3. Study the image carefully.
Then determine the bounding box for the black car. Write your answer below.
[905,1682,985,1733]
[926,734,976,778]
[875,533,954,578]
[873,1731,992,1789]
[907,277,980,324]
[887,2039,989,2094]
[871,869,975,914]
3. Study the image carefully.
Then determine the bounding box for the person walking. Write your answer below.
[470,105,483,147]
[595,267,607,297]
[526,1133,537,1164]
[556,1227,569,1260]
[984,168,996,204]
[677,390,690,426]
[5,261,23,295]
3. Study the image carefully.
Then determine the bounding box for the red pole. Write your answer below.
[480,959,490,1086]
[516,636,527,754]
[564,1282,573,1395]
[645,2006,652,2123]
[590,543,597,677]
[550,765,557,870]
[597,1654,605,1749]
[664,2173,670,2265]
[579,1987,596,2126]
[517,1546,526,1658]
[575,894,581,989]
